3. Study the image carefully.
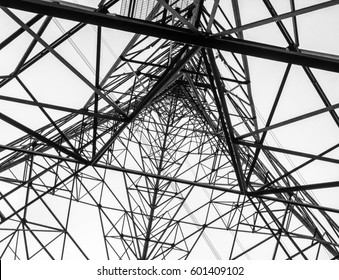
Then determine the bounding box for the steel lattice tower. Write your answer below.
[0,0,339,260]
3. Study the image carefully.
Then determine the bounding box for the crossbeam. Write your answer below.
[1,0,339,72]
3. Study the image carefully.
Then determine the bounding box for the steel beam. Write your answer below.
[251,180,339,195]
[205,48,247,193]
[0,144,79,164]
[261,143,339,189]
[0,94,124,121]
[261,0,339,128]
[245,64,291,184]
[237,140,339,165]
[1,0,339,72]
[16,76,79,154]
[213,0,339,38]
[231,0,258,132]
[237,102,339,140]
[0,14,43,50]
[0,111,87,163]
[91,162,339,214]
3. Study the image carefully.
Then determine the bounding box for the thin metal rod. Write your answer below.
[245,64,291,184]
[16,76,79,154]
[213,0,339,38]
[261,0,339,127]
[248,196,293,259]
[251,180,339,196]
[13,16,52,74]
[237,102,339,140]
[156,0,199,33]
[205,48,247,193]
[0,111,86,163]
[237,140,339,165]
[231,0,258,132]
[272,203,290,259]
[289,0,299,46]
[206,0,219,33]
[0,14,43,50]
[232,235,274,260]
[92,25,102,158]
[0,94,123,121]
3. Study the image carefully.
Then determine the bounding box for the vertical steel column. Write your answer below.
[289,0,299,46]
[231,0,258,132]
[22,142,35,259]
[93,26,102,158]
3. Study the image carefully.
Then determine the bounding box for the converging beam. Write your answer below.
[1,0,339,72]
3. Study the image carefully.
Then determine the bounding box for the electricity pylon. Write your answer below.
[0,0,339,259]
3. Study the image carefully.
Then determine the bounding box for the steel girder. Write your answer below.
[1,0,339,72]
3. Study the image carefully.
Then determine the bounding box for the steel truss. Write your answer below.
[0,0,339,259]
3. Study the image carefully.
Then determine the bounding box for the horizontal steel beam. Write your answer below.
[250,180,339,195]
[1,143,338,214]
[0,94,125,121]
[1,0,339,72]
[92,162,339,214]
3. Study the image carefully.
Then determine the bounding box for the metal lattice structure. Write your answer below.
[0,0,339,260]
[120,0,193,19]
